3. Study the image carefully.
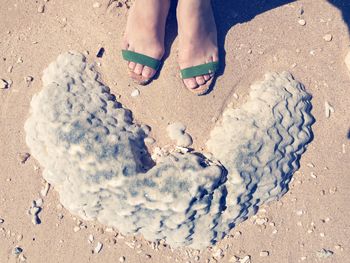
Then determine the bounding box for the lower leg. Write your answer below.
[123,0,170,81]
[177,0,218,91]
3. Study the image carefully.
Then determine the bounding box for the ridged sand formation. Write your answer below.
[24,52,314,249]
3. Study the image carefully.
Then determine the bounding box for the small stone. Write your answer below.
[107,238,117,245]
[310,172,317,179]
[307,162,315,168]
[247,49,252,54]
[322,217,330,223]
[329,187,337,194]
[37,4,45,13]
[131,89,140,97]
[119,256,126,262]
[145,254,152,259]
[255,217,268,225]
[73,226,80,232]
[259,251,269,257]
[300,256,307,261]
[323,34,333,42]
[298,7,304,16]
[212,248,224,259]
[13,247,23,255]
[96,47,105,58]
[24,76,34,87]
[233,93,239,100]
[96,227,104,234]
[334,244,343,251]
[7,66,13,73]
[0,79,8,89]
[93,2,101,8]
[94,242,103,254]
[233,231,241,239]
[229,255,240,262]
[88,234,94,243]
[239,255,251,263]
[105,227,114,233]
[298,19,306,26]
[144,137,155,145]
[16,234,23,241]
[18,152,30,164]
[316,249,333,258]
[0,218,4,224]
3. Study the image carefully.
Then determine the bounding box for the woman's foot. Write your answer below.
[177,0,219,93]
[122,0,170,84]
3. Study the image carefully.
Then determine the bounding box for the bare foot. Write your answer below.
[122,0,170,83]
[177,0,219,93]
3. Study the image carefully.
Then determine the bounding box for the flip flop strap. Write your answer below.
[122,50,161,70]
[180,61,219,79]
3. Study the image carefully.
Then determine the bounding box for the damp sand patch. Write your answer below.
[24,51,314,249]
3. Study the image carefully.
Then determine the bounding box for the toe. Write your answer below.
[184,78,198,89]
[203,74,211,81]
[142,66,156,79]
[128,62,136,70]
[195,76,206,85]
[134,63,144,75]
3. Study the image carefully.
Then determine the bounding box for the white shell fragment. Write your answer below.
[24,52,313,249]
[37,4,45,13]
[94,242,103,254]
[40,182,50,197]
[323,34,333,42]
[345,51,350,73]
[24,76,34,87]
[324,101,334,118]
[130,89,140,97]
[298,19,306,26]
[316,249,334,258]
[0,79,8,89]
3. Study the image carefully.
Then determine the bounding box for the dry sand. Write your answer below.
[0,0,349,262]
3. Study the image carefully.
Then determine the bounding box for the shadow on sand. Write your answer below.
[162,0,349,94]
[212,0,350,75]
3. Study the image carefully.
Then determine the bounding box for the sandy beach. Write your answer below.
[0,0,349,262]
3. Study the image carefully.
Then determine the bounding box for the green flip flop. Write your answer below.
[122,50,162,85]
[180,61,219,95]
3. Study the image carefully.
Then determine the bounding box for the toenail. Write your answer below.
[142,67,152,78]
